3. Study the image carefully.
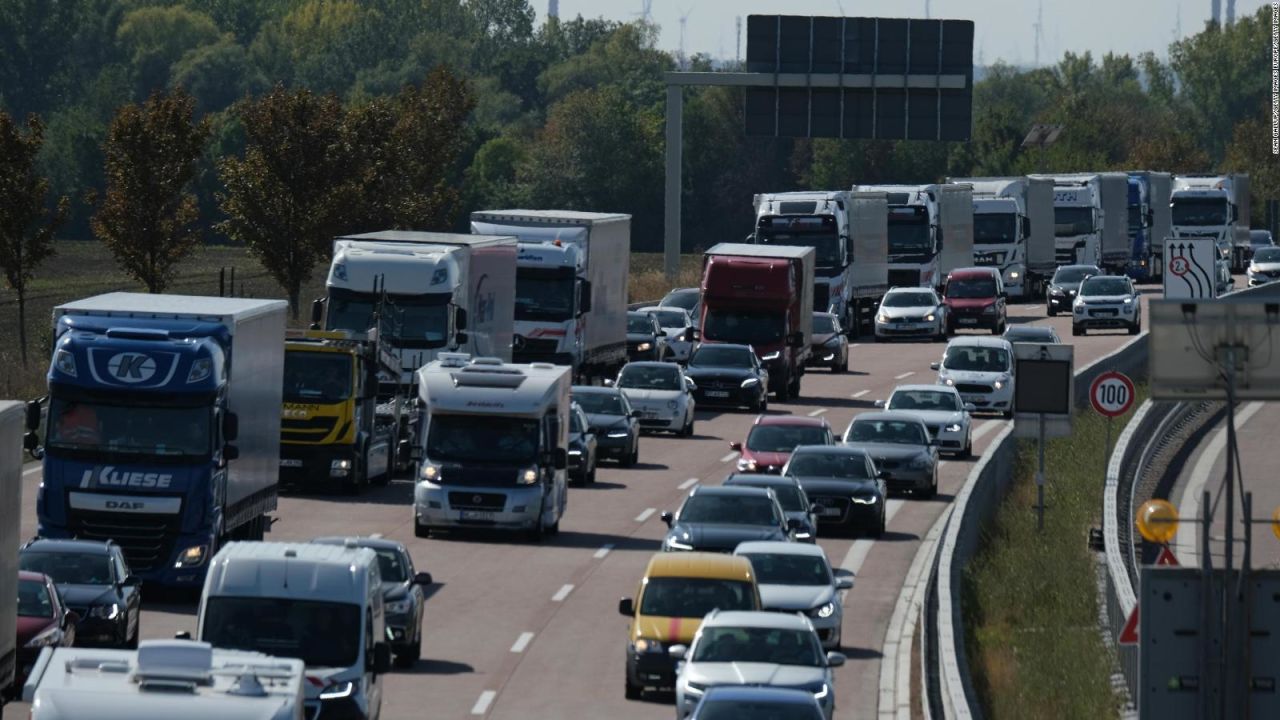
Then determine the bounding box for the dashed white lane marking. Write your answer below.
[23,466,41,476]
[808,408,828,417]
[510,632,534,653]
[593,544,614,559]
[851,390,869,399]
[894,371,915,380]
[678,477,699,490]
[551,584,574,602]
[471,690,497,715]
[635,508,656,523]
[851,344,862,348]
[719,452,740,463]
[839,499,907,576]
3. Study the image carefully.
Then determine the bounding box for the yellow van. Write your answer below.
[617,552,761,699]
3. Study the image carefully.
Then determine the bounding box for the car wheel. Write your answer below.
[750,394,764,412]
[840,353,849,372]
[528,515,546,542]
[587,460,597,484]
[959,434,972,459]
[1047,306,1056,317]
[625,676,642,700]
[1072,325,1084,336]
[680,416,694,437]
[1128,321,1140,336]
[414,516,431,538]
[919,473,937,499]
[126,618,139,649]
[394,635,420,668]
[872,506,886,537]
[622,441,639,467]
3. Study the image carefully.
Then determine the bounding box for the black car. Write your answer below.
[723,473,819,543]
[782,446,887,537]
[682,343,770,411]
[311,535,433,668]
[572,386,640,466]
[18,538,141,648]
[660,485,799,552]
[626,311,668,361]
[660,287,701,320]
[1002,325,1061,344]
[1045,264,1100,316]
[568,402,598,484]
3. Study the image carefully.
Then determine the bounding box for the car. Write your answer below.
[781,445,887,535]
[875,384,974,457]
[1248,246,1280,287]
[808,312,849,370]
[942,267,1006,334]
[13,571,77,693]
[619,552,761,699]
[639,305,700,362]
[841,413,939,498]
[874,287,947,341]
[661,286,701,321]
[627,310,670,361]
[661,485,801,552]
[614,361,697,436]
[567,401,598,484]
[1045,264,1100,316]
[1248,229,1275,263]
[671,610,845,719]
[572,385,641,466]
[931,336,1016,417]
[18,538,141,649]
[311,535,433,668]
[723,473,819,542]
[687,686,826,720]
[1003,325,1061,344]
[733,542,853,650]
[682,343,769,412]
[730,414,835,474]
[1072,274,1141,336]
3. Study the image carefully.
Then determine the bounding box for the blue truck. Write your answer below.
[25,294,286,588]
[1126,171,1172,282]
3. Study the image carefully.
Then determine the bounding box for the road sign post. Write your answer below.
[1090,370,1135,487]
[1012,342,1074,530]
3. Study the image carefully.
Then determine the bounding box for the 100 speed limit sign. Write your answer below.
[1090,371,1135,418]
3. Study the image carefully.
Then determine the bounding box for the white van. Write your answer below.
[193,542,391,720]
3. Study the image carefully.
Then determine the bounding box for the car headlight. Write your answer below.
[420,464,441,481]
[945,423,962,433]
[517,468,538,485]
[89,603,120,620]
[54,349,78,376]
[876,313,889,324]
[925,313,936,322]
[741,377,760,388]
[568,449,582,456]
[25,624,63,648]
[982,304,996,314]
[666,537,694,551]
[685,681,707,695]
[607,430,630,438]
[761,351,781,361]
[1049,287,1064,296]
[667,399,679,410]
[825,336,842,346]
[737,457,758,471]
[809,682,830,699]
[636,342,652,352]
[993,380,1004,390]
[1123,297,1133,304]
[813,601,837,618]
[174,544,208,569]
[320,680,358,700]
[1008,270,1020,279]
[909,455,932,469]
[939,374,955,386]
[386,598,412,615]
[634,638,665,654]
[850,494,878,505]
[330,458,352,477]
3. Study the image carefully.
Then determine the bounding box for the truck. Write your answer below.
[1,402,20,714]
[699,244,815,401]
[20,641,306,720]
[946,176,1055,300]
[1125,171,1172,282]
[412,354,571,541]
[1170,174,1251,272]
[469,211,629,381]
[852,184,974,291]
[279,326,404,493]
[1033,172,1129,271]
[749,191,889,336]
[26,294,286,589]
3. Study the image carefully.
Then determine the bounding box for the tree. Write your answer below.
[0,112,69,364]
[91,88,210,293]
[116,5,222,100]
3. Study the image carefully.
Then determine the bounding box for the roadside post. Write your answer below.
[1090,370,1136,479]
[1011,342,1074,531]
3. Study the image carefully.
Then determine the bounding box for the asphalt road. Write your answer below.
[11,292,1151,720]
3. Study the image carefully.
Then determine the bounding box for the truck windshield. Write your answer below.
[1054,207,1094,236]
[46,397,210,460]
[887,210,931,257]
[702,309,785,346]
[515,269,575,322]
[757,228,842,268]
[284,352,352,404]
[202,597,361,669]
[427,415,541,465]
[328,288,450,349]
[973,213,1016,244]
[1171,198,1228,226]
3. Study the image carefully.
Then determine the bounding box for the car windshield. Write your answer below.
[946,277,997,299]
[515,269,575,322]
[618,365,681,391]
[974,213,1017,244]
[328,289,449,349]
[740,552,832,586]
[1054,206,1094,236]
[1053,267,1097,284]
[697,700,823,720]
[47,398,210,460]
[661,289,699,312]
[679,494,780,525]
[883,291,938,308]
[786,451,871,478]
[812,315,836,334]
[627,315,655,334]
[1253,248,1280,263]
[202,597,361,669]
[845,420,928,445]
[689,346,754,368]
[639,578,756,617]
[888,390,960,411]
[426,415,540,465]
[703,309,785,346]
[18,579,54,618]
[1081,277,1132,296]
[943,345,1010,372]
[20,552,112,586]
[650,310,688,328]
[573,392,625,415]
[692,626,823,666]
[746,425,829,453]
[375,549,408,583]
[1171,198,1228,226]
[284,351,352,404]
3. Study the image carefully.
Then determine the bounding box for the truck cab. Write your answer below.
[1171,174,1250,271]
[751,192,853,328]
[853,184,973,292]
[1046,181,1100,267]
[1126,176,1150,281]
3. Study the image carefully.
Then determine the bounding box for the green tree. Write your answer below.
[1221,103,1279,222]
[0,112,69,364]
[539,22,673,112]
[116,5,222,100]
[171,36,267,115]
[92,88,210,293]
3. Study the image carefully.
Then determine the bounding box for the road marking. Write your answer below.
[851,344,862,348]
[894,371,915,380]
[551,584,574,602]
[807,408,828,417]
[471,690,497,715]
[510,632,534,653]
[851,390,869,399]
[678,477,699,490]
[1177,402,1265,566]
[938,460,948,468]
[635,508,656,523]
[593,544,614,559]
[839,499,906,576]
[23,465,41,476]
[719,452,739,463]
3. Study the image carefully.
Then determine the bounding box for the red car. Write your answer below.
[13,571,77,694]
[729,415,836,474]
[942,267,1007,335]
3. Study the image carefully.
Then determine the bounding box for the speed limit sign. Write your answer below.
[1090,371,1135,418]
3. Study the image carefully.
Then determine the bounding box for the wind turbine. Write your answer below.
[678,7,692,70]
[632,0,653,24]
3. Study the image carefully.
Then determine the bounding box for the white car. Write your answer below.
[614,361,697,436]
[672,610,845,719]
[1248,246,1280,287]
[639,305,699,362]
[930,337,1015,418]
[1072,274,1141,336]
[733,541,853,651]
[875,384,974,457]
[875,287,947,341]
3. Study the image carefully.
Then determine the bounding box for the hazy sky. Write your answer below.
[540,0,1272,66]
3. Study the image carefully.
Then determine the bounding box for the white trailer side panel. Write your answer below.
[582,216,630,367]
[848,192,889,299]
[464,239,517,362]
[0,402,20,694]
[937,185,975,276]
[1098,173,1130,265]
[1026,177,1057,273]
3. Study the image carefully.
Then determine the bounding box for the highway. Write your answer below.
[12,297,1152,719]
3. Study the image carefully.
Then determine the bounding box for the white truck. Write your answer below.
[412,354,571,541]
[852,184,973,291]
[1,402,20,716]
[469,211,629,381]
[948,176,1055,299]
[1171,174,1251,272]
[1034,172,1129,271]
[21,641,306,720]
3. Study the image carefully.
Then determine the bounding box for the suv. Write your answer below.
[942,267,1006,335]
[18,538,142,649]
[1072,274,1141,336]
[931,337,1016,417]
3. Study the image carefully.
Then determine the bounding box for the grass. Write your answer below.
[963,385,1148,720]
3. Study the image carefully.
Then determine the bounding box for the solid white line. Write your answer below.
[938,460,948,469]
[678,477,699,490]
[510,632,534,653]
[593,544,614,559]
[851,390,869,399]
[839,499,906,576]
[635,508,656,523]
[1177,402,1265,566]
[719,452,739,463]
[807,408,828,417]
[894,371,915,380]
[551,584,574,602]
[471,690,497,715]
[972,420,1003,442]
[23,466,41,476]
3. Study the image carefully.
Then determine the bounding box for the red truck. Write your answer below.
[699,244,815,401]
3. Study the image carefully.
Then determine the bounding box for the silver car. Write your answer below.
[842,412,939,498]
[640,305,699,362]
[1072,274,1141,336]
[931,337,1016,418]
[875,287,947,341]
[672,610,845,719]
[614,362,697,436]
[876,384,974,458]
[1248,246,1280,287]
[733,541,852,650]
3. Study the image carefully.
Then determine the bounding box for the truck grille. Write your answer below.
[67,505,182,574]
[514,337,560,358]
[281,416,339,443]
[448,492,506,510]
[889,269,921,287]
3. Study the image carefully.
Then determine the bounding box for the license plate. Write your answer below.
[819,507,842,517]
[460,510,496,521]
[642,411,660,419]
[706,390,730,398]
[958,318,978,325]
[1093,309,1116,316]
[279,459,303,468]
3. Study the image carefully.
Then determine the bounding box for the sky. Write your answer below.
[539,0,1272,66]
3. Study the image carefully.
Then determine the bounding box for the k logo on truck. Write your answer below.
[107,352,157,382]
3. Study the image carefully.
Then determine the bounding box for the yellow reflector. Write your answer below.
[1135,499,1179,544]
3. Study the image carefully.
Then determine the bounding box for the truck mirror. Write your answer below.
[24,399,41,431]
[309,298,325,329]
[787,332,805,349]
[23,432,40,453]
[222,412,239,442]
[1021,216,1031,237]
[553,448,567,470]
[455,332,469,346]
[455,307,468,331]
[578,280,593,314]
[223,444,240,461]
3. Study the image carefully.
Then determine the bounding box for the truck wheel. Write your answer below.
[789,373,801,400]
[774,372,791,402]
